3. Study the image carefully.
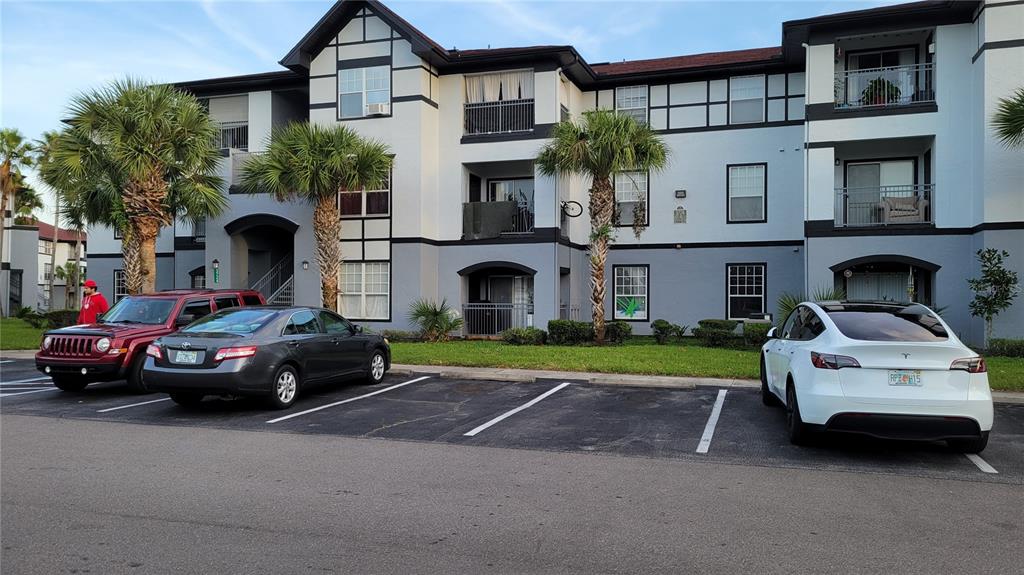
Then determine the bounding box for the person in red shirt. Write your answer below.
[78,279,110,324]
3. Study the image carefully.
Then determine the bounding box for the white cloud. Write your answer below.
[198,0,276,64]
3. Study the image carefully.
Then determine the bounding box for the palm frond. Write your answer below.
[992,87,1024,149]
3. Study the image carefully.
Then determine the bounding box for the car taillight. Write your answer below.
[214,346,257,361]
[950,357,986,373]
[146,344,161,359]
[810,351,861,370]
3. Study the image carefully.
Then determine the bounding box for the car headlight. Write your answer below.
[95,337,111,353]
[42,336,52,350]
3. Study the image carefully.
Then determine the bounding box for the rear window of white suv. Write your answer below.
[823,304,948,342]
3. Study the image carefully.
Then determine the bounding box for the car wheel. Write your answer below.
[267,365,299,410]
[170,393,205,408]
[124,354,151,394]
[948,431,989,454]
[760,354,778,407]
[365,350,386,385]
[785,382,809,446]
[52,377,89,392]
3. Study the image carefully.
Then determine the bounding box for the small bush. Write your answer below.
[697,319,739,332]
[692,327,742,348]
[987,338,1024,358]
[45,309,80,329]
[381,329,423,342]
[743,322,772,347]
[408,298,464,342]
[20,310,49,329]
[604,321,632,344]
[651,319,688,344]
[15,306,33,319]
[501,327,547,346]
[547,320,594,345]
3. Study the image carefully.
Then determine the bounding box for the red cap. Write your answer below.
[83,279,98,288]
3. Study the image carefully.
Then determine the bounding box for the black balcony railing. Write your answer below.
[835,63,935,109]
[464,99,534,135]
[834,184,934,227]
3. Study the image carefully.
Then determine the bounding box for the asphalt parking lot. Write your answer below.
[2,358,1021,486]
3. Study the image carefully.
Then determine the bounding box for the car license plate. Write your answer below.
[888,370,922,386]
[174,350,199,364]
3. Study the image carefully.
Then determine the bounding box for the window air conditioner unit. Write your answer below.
[366,103,390,116]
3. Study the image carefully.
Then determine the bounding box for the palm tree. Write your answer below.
[536,110,669,343]
[11,174,43,224]
[239,122,392,311]
[1,128,35,315]
[54,261,82,309]
[34,131,63,310]
[44,78,226,294]
[992,87,1024,149]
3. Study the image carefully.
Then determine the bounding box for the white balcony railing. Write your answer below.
[218,121,249,151]
[463,303,533,336]
[464,99,535,135]
[835,63,935,109]
[834,184,933,227]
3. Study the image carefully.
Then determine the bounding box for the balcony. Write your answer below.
[462,201,534,239]
[463,302,533,337]
[834,184,933,227]
[464,99,534,136]
[229,150,263,188]
[835,63,934,110]
[218,121,249,151]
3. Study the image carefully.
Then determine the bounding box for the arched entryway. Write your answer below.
[831,255,940,305]
[458,261,536,336]
[224,214,298,304]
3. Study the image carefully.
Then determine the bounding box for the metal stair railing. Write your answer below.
[268,276,294,305]
[250,253,294,302]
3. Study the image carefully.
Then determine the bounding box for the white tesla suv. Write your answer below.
[760,301,993,453]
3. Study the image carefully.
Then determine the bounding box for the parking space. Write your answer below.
[2,362,1022,485]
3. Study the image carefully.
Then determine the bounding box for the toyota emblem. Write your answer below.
[181,342,192,350]
[901,353,910,359]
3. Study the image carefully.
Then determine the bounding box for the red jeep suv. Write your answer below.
[35,289,265,393]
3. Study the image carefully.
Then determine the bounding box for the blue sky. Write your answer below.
[1,0,898,222]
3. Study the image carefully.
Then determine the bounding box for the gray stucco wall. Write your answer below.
[973,229,1024,342]
[173,250,205,289]
[5,227,40,311]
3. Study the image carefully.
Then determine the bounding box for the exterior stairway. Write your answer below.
[250,253,294,305]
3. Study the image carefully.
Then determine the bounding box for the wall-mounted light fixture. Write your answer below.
[834,158,841,166]
[211,259,220,285]
[302,260,309,271]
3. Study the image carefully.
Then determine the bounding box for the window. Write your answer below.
[339,66,390,119]
[113,270,128,302]
[319,310,354,335]
[613,265,648,321]
[614,171,648,226]
[823,303,948,342]
[727,164,766,223]
[43,263,53,282]
[180,299,213,322]
[791,307,825,340]
[193,219,206,242]
[615,85,647,125]
[340,173,390,217]
[729,75,765,124]
[214,296,239,311]
[39,240,54,255]
[191,273,206,289]
[283,310,320,335]
[339,262,389,320]
[727,264,765,321]
[114,228,123,240]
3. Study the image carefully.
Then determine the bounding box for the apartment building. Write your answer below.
[0,218,86,312]
[83,0,1024,344]
[35,221,87,309]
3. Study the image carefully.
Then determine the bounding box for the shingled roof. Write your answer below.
[591,47,784,76]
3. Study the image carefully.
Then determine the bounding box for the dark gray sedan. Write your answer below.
[143,306,390,409]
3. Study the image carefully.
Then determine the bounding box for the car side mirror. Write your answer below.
[352,324,363,334]
[175,314,196,327]
[766,327,778,340]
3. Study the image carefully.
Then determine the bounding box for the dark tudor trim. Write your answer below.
[337,56,392,70]
[460,123,556,144]
[609,239,803,250]
[173,237,207,251]
[829,254,940,273]
[805,102,937,121]
[804,220,1024,237]
[656,119,802,135]
[972,39,1024,63]
[392,94,438,108]
[610,263,650,323]
[89,252,177,259]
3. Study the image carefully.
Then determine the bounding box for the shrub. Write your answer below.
[604,321,632,344]
[15,306,33,319]
[501,327,547,345]
[987,338,1024,358]
[743,322,772,347]
[693,319,741,348]
[45,309,80,329]
[697,319,738,332]
[547,320,594,345]
[408,298,464,342]
[777,286,847,326]
[381,329,423,342]
[20,310,49,329]
[651,319,688,344]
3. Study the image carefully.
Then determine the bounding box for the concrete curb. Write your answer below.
[0,350,38,360]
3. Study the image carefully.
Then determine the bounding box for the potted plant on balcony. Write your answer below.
[860,77,902,106]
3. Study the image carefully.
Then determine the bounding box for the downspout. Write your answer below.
[802,42,811,296]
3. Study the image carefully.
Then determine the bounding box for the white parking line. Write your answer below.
[0,360,15,364]
[97,398,172,413]
[266,376,431,424]
[0,388,60,398]
[696,389,728,454]
[0,377,52,386]
[965,454,998,474]
[463,382,572,437]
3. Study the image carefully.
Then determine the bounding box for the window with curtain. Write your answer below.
[339,174,390,217]
[613,265,648,321]
[339,66,390,118]
[464,70,535,103]
[727,164,766,222]
[727,264,765,320]
[614,171,647,226]
[729,75,765,124]
[615,86,647,125]
[340,262,390,320]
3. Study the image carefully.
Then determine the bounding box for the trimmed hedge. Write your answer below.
[45,309,80,329]
[693,318,742,348]
[697,319,739,331]
[987,338,1024,358]
[743,322,772,347]
[547,320,594,345]
[501,327,547,345]
[604,321,632,344]
[651,319,688,344]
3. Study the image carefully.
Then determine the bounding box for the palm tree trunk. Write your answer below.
[0,161,11,316]
[72,235,82,309]
[589,176,615,344]
[121,228,145,295]
[136,220,161,294]
[122,175,171,295]
[313,195,342,311]
[48,201,59,310]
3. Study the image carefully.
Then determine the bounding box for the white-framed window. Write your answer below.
[613,265,648,321]
[729,75,765,124]
[39,240,54,255]
[614,171,648,226]
[113,270,128,302]
[727,164,766,223]
[113,228,123,240]
[43,262,53,282]
[339,174,390,217]
[615,85,647,125]
[339,66,390,119]
[727,263,766,320]
[339,262,389,320]
[191,273,206,289]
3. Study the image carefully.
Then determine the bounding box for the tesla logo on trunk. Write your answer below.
[901,353,910,359]
[181,342,191,350]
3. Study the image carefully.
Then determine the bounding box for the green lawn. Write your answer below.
[0,318,45,351]
[390,338,1024,392]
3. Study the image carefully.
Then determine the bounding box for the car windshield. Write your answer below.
[180,309,277,335]
[823,304,948,342]
[100,297,176,325]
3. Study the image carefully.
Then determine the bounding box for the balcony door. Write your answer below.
[487,178,534,234]
[846,48,916,106]
[845,160,914,225]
